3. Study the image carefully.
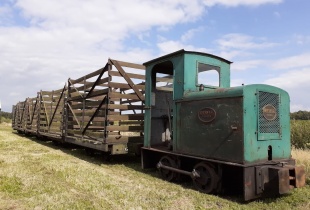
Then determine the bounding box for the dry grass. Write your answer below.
[292,149,310,181]
[0,123,310,209]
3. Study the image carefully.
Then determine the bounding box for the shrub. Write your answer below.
[291,120,310,149]
[1,111,12,119]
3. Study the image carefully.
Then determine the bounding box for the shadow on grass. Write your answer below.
[12,130,293,204]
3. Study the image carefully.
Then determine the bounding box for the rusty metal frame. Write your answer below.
[67,103,81,128]
[85,63,109,99]
[40,90,50,126]
[110,59,145,102]
[48,85,66,130]
[29,97,38,126]
[82,96,107,135]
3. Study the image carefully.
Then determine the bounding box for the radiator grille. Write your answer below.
[258,91,280,133]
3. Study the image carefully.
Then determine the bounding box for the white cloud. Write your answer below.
[264,68,310,111]
[0,4,11,15]
[2,0,208,111]
[293,34,310,45]
[213,33,277,64]
[231,59,264,71]
[0,3,13,25]
[157,40,210,55]
[0,0,291,111]
[216,33,278,50]
[231,78,245,87]
[16,0,205,31]
[203,0,282,7]
[156,26,207,55]
[217,50,251,60]
[271,53,310,70]
[291,104,310,112]
[264,68,310,89]
[181,27,204,42]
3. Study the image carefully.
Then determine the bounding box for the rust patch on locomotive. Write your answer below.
[262,104,277,121]
[198,107,216,123]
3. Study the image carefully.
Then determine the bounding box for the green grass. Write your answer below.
[0,124,310,209]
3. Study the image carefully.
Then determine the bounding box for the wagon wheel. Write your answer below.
[158,155,177,182]
[192,162,218,194]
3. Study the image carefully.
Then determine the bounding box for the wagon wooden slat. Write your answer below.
[65,59,146,154]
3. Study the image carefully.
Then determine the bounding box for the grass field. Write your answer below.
[0,123,310,209]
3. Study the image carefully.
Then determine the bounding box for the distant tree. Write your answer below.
[0,111,12,119]
[290,110,310,120]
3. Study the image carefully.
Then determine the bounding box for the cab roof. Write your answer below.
[143,49,232,66]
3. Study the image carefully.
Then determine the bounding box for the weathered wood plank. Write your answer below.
[73,125,105,130]
[87,88,109,98]
[109,92,144,100]
[107,114,144,121]
[110,59,145,70]
[119,121,144,125]
[120,99,143,104]
[71,100,102,109]
[73,77,110,91]
[69,94,85,101]
[108,70,145,80]
[105,135,143,143]
[156,87,173,91]
[76,116,105,122]
[106,125,144,131]
[67,129,104,138]
[156,77,173,83]
[107,104,144,110]
[70,67,104,85]
[108,111,120,115]
[71,101,144,110]
[108,82,145,90]
[69,109,102,116]
[67,103,81,127]
[70,91,84,97]
[81,96,107,135]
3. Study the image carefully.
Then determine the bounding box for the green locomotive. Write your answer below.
[141,50,305,200]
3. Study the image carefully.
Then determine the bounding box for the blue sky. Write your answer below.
[0,0,310,112]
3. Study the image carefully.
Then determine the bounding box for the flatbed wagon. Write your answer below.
[12,59,146,155]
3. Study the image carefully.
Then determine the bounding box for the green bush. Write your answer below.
[0,116,11,124]
[0,111,12,119]
[291,110,310,120]
[291,120,310,149]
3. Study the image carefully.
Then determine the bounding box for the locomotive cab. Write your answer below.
[141,49,305,200]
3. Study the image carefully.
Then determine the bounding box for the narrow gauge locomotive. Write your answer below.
[12,50,305,200]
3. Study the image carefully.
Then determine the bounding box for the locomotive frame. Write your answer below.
[12,50,305,201]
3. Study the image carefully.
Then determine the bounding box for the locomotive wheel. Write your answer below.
[193,162,218,194]
[158,155,177,182]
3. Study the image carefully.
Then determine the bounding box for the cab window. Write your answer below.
[197,62,220,88]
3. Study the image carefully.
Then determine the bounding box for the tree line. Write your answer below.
[0,111,12,119]
[290,111,310,120]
